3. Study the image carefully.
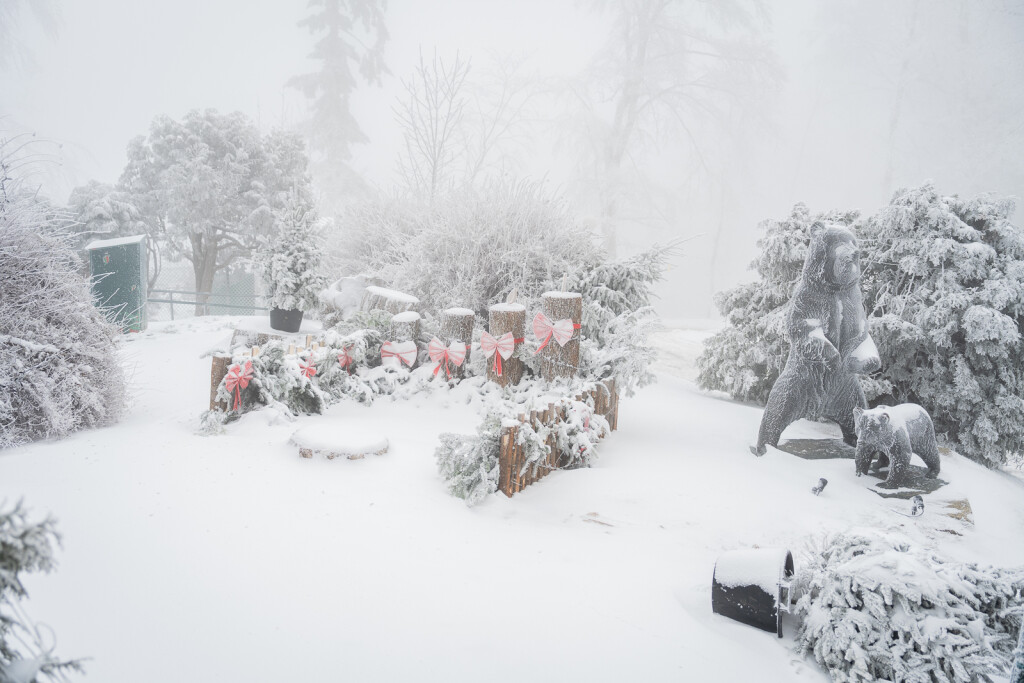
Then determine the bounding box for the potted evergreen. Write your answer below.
[258,193,325,333]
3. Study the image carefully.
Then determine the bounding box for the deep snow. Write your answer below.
[2,317,1022,682]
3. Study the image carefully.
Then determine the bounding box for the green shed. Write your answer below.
[86,235,148,333]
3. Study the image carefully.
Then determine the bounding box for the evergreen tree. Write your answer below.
[0,502,82,681]
[257,192,326,313]
[860,183,1024,467]
[289,0,389,209]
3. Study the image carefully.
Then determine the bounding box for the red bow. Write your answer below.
[299,358,317,379]
[480,331,523,377]
[532,313,580,354]
[428,338,467,379]
[224,360,253,411]
[381,341,417,368]
[337,345,354,373]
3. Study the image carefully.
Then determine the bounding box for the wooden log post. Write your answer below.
[210,354,231,411]
[439,307,474,380]
[486,303,526,387]
[390,311,421,343]
[540,291,582,382]
[360,285,420,316]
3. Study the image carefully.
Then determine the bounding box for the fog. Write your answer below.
[3,0,1022,318]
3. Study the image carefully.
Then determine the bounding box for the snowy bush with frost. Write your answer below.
[697,203,860,404]
[0,173,126,449]
[793,530,1024,683]
[256,192,326,312]
[699,185,1024,466]
[858,184,1024,467]
[0,502,83,681]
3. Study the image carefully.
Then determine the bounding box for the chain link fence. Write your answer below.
[147,262,267,321]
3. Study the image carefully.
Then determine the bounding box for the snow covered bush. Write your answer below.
[0,502,83,681]
[0,174,126,449]
[793,530,1024,683]
[697,203,860,404]
[256,192,326,313]
[334,179,602,317]
[859,184,1024,467]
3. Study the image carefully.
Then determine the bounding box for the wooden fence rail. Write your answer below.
[498,379,619,497]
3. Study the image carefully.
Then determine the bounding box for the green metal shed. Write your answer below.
[86,235,148,333]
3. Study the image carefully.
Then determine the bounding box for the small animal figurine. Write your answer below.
[811,478,828,496]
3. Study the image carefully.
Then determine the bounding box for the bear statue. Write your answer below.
[854,404,941,488]
[752,224,881,456]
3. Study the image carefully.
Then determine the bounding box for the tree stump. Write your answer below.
[360,286,420,315]
[210,354,231,410]
[540,292,582,381]
[438,308,474,379]
[389,311,421,342]
[487,303,526,387]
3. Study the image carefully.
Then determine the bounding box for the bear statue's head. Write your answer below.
[854,406,896,449]
[805,224,861,290]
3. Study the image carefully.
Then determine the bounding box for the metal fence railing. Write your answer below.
[147,289,268,321]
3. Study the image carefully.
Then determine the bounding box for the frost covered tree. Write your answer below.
[0,0,58,72]
[0,502,82,681]
[793,530,1024,683]
[0,157,126,450]
[697,203,860,404]
[120,111,312,314]
[256,191,326,313]
[859,184,1024,467]
[289,0,389,209]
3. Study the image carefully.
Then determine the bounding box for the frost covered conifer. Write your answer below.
[697,203,859,403]
[0,170,126,449]
[860,184,1024,466]
[0,502,82,680]
[257,193,326,313]
[793,530,1024,683]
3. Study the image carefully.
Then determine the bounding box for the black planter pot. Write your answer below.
[270,307,303,333]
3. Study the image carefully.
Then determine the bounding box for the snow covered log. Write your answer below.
[539,291,582,381]
[389,311,421,343]
[486,303,526,387]
[359,285,419,316]
[209,354,231,411]
[439,308,474,380]
[290,424,389,460]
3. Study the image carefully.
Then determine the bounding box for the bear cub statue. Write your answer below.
[854,404,941,489]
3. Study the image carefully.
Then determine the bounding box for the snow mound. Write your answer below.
[392,311,421,323]
[365,286,419,304]
[290,423,389,460]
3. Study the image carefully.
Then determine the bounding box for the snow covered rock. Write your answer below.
[290,423,389,460]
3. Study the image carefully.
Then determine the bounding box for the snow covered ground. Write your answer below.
[2,317,1023,682]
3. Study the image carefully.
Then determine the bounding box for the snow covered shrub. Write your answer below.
[256,192,326,313]
[0,177,126,449]
[0,502,83,680]
[859,184,1024,467]
[435,413,504,506]
[334,179,602,317]
[697,203,860,404]
[793,530,1024,683]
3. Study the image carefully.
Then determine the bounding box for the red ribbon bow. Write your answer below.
[337,345,354,373]
[428,338,467,379]
[381,341,417,368]
[532,313,581,354]
[479,331,523,377]
[224,360,253,411]
[299,358,317,379]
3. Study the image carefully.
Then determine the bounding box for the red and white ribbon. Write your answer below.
[381,341,417,368]
[428,337,467,379]
[337,345,354,373]
[299,358,317,379]
[479,331,523,377]
[224,360,253,411]
[532,313,580,354]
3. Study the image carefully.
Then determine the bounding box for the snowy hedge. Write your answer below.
[793,530,1024,683]
[698,184,1024,466]
[0,183,126,449]
[0,502,83,680]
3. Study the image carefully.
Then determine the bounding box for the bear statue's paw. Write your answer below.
[750,444,767,457]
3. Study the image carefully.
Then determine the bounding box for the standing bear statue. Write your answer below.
[752,224,881,455]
